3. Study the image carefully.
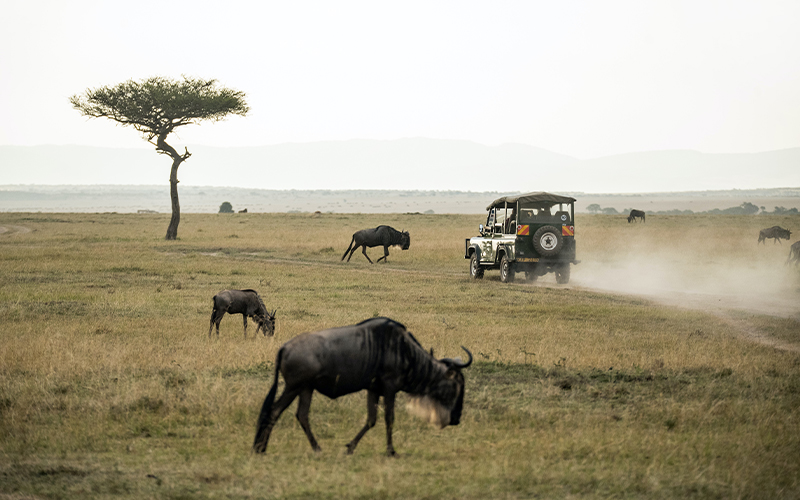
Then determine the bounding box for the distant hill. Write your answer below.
[2,139,799,192]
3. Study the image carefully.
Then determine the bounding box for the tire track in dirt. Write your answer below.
[0,225,32,236]
[711,311,800,353]
[569,284,800,353]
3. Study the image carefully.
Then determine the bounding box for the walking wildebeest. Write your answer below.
[208,289,276,338]
[627,209,646,223]
[786,241,800,265]
[758,225,791,244]
[341,225,410,264]
[252,317,472,456]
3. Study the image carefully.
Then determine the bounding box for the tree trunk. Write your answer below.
[157,136,191,241]
[165,159,181,240]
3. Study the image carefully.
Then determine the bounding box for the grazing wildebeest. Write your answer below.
[786,241,800,265]
[208,289,276,338]
[627,209,646,223]
[341,225,410,264]
[252,317,472,456]
[758,225,791,244]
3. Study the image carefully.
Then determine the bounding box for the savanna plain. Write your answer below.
[1,211,799,499]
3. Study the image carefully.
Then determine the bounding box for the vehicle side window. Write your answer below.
[494,210,506,233]
[504,209,516,234]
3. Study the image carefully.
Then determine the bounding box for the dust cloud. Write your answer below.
[569,230,800,320]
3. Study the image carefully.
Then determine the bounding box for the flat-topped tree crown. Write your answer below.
[70,76,249,240]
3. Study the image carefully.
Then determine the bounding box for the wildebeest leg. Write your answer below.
[242,315,248,339]
[346,390,379,455]
[376,246,390,263]
[383,391,397,456]
[253,387,300,453]
[361,246,374,264]
[210,310,225,337]
[346,244,361,262]
[208,310,217,337]
[295,388,321,452]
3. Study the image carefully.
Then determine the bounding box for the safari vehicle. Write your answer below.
[464,192,577,284]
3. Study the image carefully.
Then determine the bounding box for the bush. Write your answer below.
[219,201,233,213]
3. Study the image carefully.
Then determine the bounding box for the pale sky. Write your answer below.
[1,0,798,160]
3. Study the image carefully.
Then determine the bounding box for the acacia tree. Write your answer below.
[70,76,249,240]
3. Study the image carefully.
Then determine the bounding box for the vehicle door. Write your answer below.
[480,209,496,263]
[492,205,512,261]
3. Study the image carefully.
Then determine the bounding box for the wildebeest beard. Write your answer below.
[405,369,465,428]
[406,396,451,428]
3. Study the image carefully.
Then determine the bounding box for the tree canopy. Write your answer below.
[70,76,249,144]
[70,76,249,240]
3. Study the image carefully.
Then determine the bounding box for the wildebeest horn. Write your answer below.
[457,346,473,368]
[443,346,473,369]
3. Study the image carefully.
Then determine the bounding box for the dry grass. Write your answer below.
[0,211,799,499]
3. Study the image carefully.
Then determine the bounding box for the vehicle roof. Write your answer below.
[486,192,577,210]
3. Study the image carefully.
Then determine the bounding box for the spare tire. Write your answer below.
[532,225,563,257]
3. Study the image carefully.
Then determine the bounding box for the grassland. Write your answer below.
[1,211,799,499]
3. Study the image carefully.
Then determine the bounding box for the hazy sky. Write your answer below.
[1,0,798,160]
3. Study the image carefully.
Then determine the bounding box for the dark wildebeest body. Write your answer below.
[341,225,410,264]
[786,241,800,265]
[252,317,472,456]
[208,289,276,338]
[627,209,646,223]
[758,225,791,244]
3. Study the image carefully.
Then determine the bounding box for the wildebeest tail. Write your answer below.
[341,235,355,261]
[253,347,284,452]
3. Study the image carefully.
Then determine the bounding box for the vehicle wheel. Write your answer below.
[500,255,515,283]
[555,263,570,284]
[470,253,484,279]
[532,225,563,257]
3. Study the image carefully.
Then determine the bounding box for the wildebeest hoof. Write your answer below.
[386,449,397,457]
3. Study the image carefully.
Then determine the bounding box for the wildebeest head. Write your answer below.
[400,230,411,250]
[406,346,472,428]
[256,309,277,336]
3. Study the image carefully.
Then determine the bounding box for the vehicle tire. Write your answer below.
[555,263,570,284]
[532,225,563,257]
[470,253,484,279]
[500,255,515,283]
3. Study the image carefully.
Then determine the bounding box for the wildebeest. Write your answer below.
[341,225,410,264]
[252,317,472,456]
[627,209,646,223]
[208,289,276,338]
[758,225,791,244]
[786,241,800,265]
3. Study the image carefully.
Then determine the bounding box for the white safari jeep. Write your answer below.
[464,192,578,284]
